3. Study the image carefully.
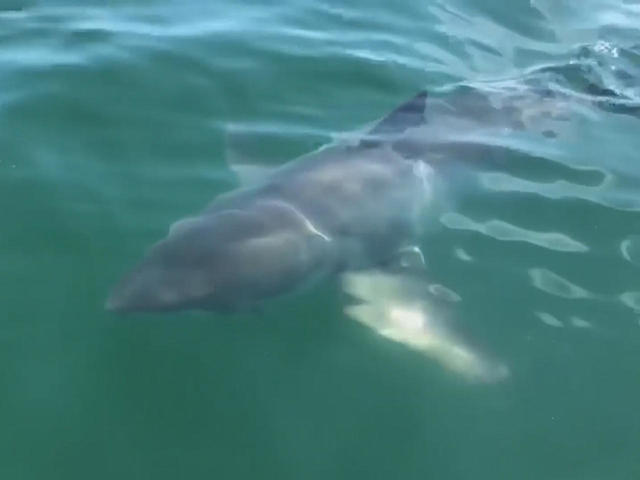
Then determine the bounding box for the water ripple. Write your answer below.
[536,311,564,327]
[479,170,640,212]
[441,212,588,252]
[620,291,640,312]
[529,268,592,299]
[620,235,640,266]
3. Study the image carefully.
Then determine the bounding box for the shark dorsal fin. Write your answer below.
[366,90,428,139]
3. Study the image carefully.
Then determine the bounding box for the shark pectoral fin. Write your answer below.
[363,90,428,144]
[342,269,509,383]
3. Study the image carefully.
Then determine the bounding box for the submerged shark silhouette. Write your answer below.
[106,91,435,314]
[107,79,623,381]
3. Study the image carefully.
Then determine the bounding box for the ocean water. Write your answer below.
[2,0,640,478]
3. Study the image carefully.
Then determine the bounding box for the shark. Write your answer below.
[106,90,437,314]
[107,75,634,381]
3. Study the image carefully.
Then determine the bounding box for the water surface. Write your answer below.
[1,1,640,478]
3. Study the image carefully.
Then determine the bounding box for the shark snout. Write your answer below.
[104,290,126,312]
[105,266,186,313]
[104,277,154,313]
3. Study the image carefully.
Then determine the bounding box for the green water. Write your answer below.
[2,1,640,478]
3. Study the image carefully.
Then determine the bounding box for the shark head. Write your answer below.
[106,216,230,312]
[106,201,333,313]
[105,241,213,313]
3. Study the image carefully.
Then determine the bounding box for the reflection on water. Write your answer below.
[536,311,565,328]
[620,234,640,266]
[441,211,588,252]
[529,267,592,299]
[620,291,640,312]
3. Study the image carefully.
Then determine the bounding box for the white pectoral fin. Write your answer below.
[342,269,509,383]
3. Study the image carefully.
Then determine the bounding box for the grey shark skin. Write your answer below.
[107,74,625,314]
[105,76,636,382]
[106,92,435,313]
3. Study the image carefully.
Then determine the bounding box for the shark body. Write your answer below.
[107,76,632,381]
[106,91,434,313]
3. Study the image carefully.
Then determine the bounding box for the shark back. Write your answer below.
[106,91,433,312]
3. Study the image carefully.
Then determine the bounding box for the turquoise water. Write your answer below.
[2,0,640,478]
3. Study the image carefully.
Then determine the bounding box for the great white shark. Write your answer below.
[106,76,635,382]
[107,90,436,313]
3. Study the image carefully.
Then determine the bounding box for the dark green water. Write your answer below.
[2,1,640,478]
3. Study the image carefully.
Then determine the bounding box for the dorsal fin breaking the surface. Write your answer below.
[366,90,428,140]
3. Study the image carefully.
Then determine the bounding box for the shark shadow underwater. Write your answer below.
[107,79,633,381]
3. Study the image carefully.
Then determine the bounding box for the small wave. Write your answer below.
[529,268,592,299]
[441,212,588,253]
